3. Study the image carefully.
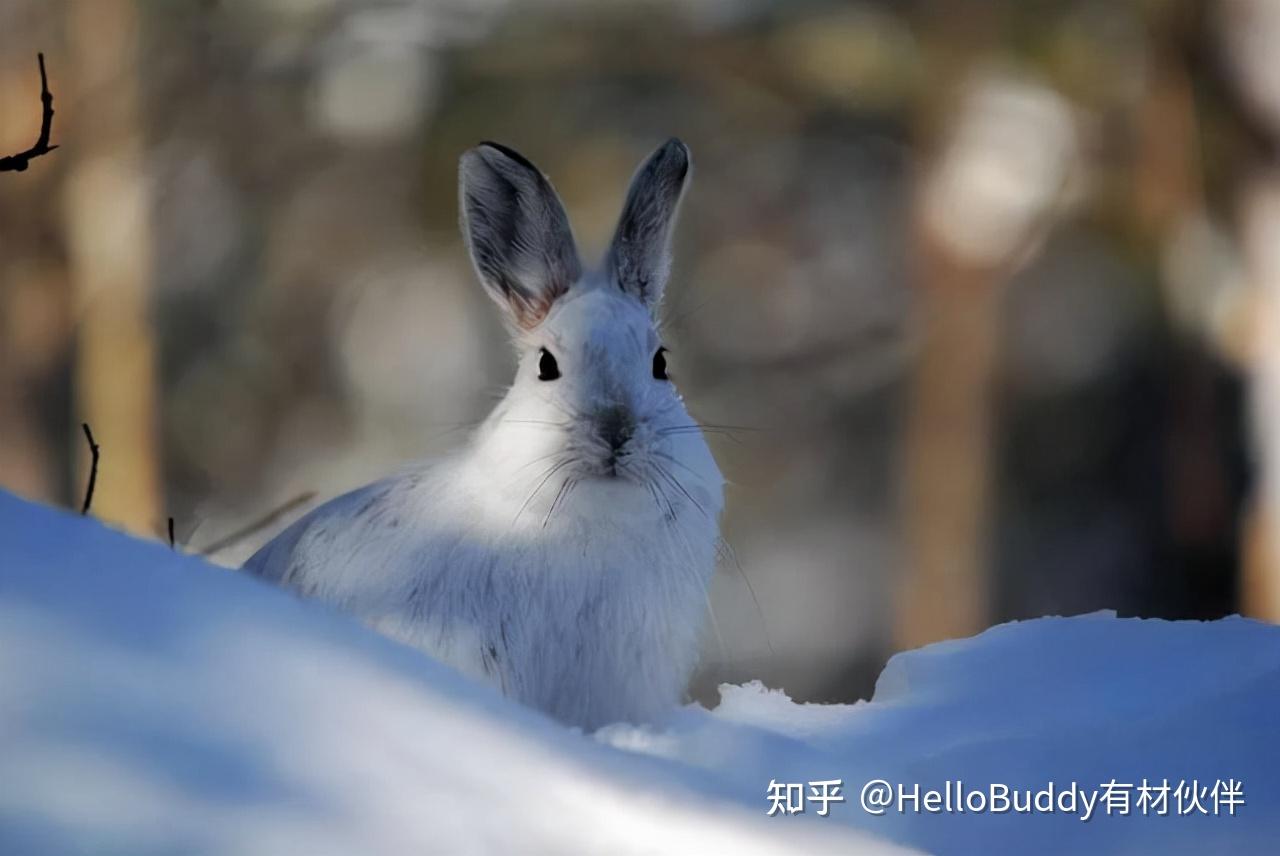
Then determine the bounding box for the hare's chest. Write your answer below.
[375,507,717,728]
[487,523,715,727]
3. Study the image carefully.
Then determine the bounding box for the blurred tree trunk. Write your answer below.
[896,9,999,652]
[899,258,999,648]
[1217,0,1280,621]
[0,31,71,505]
[896,6,1077,647]
[1240,176,1280,620]
[63,0,162,534]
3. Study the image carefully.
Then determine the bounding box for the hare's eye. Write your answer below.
[653,347,669,381]
[537,347,561,381]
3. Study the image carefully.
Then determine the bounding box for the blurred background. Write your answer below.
[4,0,1280,704]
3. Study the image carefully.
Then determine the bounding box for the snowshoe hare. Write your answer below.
[245,139,723,730]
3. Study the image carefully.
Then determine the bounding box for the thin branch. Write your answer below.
[0,53,58,173]
[168,517,176,549]
[716,537,775,657]
[80,423,99,515]
[198,492,317,557]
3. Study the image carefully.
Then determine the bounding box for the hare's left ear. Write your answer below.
[605,138,690,311]
[460,142,581,330]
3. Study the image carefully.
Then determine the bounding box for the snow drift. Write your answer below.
[1,489,1276,855]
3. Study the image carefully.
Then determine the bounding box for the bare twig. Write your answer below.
[168,517,175,549]
[198,492,317,557]
[80,423,99,515]
[0,53,58,173]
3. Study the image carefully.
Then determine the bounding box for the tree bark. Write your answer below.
[63,0,163,534]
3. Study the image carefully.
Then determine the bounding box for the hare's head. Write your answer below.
[459,139,722,525]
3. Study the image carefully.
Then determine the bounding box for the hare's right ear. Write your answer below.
[605,138,690,311]
[460,142,582,330]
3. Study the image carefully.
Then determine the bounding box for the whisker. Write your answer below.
[652,461,709,521]
[630,467,674,521]
[659,421,760,433]
[542,477,577,528]
[717,536,775,656]
[659,295,714,335]
[659,426,744,444]
[637,476,667,518]
[655,496,729,663]
[416,420,486,444]
[701,584,729,664]
[647,473,679,521]
[652,450,705,482]
[499,419,568,427]
[511,458,574,527]
[515,450,566,475]
[540,396,578,422]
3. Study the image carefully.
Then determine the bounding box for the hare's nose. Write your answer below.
[596,405,634,452]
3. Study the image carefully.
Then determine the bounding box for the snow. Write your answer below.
[603,619,1280,853]
[0,491,901,856]
[2,489,1278,855]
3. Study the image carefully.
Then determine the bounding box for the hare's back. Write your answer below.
[241,479,397,587]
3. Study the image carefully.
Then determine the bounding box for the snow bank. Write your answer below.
[2,489,1278,855]
[0,491,901,856]
[604,614,1280,854]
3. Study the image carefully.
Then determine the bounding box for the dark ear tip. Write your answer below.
[657,137,691,178]
[474,140,539,173]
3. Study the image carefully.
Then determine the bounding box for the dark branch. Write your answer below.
[198,492,317,557]
[168,517,176,549]
[0,53,58,173]
[80,423,99,515]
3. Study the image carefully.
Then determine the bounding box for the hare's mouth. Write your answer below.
[583,457,624,481]
[570,457,649,491]
[603,453,623,478]
[567,454,698,524]
[569,443,634,481]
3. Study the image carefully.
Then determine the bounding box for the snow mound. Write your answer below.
[3,489,1278,855]
[601,616,1280,854]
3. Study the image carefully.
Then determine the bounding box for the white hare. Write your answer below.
[245,139,723,730]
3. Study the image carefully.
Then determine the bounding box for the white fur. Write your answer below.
[246,141,723,730]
